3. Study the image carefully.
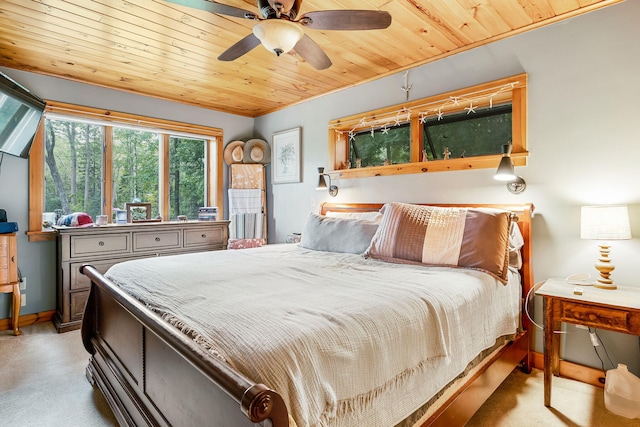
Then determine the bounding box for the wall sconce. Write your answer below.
[580,205,631,290]
[494,142,527,194]
[316,167,338,197]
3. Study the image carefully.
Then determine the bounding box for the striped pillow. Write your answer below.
[364,203,512,283]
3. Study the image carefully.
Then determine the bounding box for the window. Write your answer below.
[28,102,224,241]
[350,123,410,167]
[169,136,206,220]
[328,74,527,179]
[423,104,512,160]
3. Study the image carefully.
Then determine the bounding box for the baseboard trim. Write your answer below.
[531,351,605,388]
[0,310,55,332]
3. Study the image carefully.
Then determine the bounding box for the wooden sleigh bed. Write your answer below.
[80,202,535,427]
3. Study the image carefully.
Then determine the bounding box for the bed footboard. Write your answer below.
[80,264,288,427]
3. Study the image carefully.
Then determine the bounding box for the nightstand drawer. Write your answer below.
[133,230,181,251]
[184,227,225,248]
[561,302,630,333]
[71,233,129,257]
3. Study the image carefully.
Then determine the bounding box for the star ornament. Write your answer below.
[381,126,390,134]
[437,110,444,121]
[419,113,427,124]
[464,102,477,114]
[370,128,375,137]
[348,131,355,141]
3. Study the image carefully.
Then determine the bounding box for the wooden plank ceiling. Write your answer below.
[0,0,622,117]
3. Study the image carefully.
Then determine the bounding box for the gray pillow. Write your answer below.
[300,213,379,254]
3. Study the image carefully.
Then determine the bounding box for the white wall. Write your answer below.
[255,0,640,374]
[0,67,254,319]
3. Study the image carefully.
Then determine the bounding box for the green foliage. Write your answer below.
[350,124,411,167]
[424,105,512,159]
[112,128,159,215]
[169,137,205,220]
[44,119,103,220]
[43,118,207,224]
[348,105,512,166]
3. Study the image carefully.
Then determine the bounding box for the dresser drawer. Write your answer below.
[71,233,129,258]
[184,227,225,248]
[133,230,181,252]
[70,259,122,290]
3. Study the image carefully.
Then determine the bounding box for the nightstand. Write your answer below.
[536,278,640,407]
[0,233,20,336]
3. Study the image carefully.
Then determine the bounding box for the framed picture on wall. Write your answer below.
[272,127,301,184]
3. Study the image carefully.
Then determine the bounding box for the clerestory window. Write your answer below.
[328,74,527,179]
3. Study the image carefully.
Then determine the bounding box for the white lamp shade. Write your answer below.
[253,20,304,55]
[580,205,631,240]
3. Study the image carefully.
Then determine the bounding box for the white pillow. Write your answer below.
[509,221,525,269]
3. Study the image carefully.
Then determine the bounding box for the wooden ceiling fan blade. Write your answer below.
[299,10,392,31]
[218,34,261,61]
[293,35,332,70]
[163,0,257,20]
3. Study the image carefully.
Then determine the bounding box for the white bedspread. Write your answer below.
[105,244,521,427]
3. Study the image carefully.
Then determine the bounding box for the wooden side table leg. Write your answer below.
[11,282,21,336]
[543,296,552,406]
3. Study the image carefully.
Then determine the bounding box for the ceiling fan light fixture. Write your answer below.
[253,20,304,56]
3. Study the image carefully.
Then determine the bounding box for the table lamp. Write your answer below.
[580,205,631,290]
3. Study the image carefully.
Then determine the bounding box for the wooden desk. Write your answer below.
[0,233,20,336]
[536,278,640,406]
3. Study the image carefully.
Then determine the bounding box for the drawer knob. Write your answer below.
[201,234,207,239]
[98,241,105,246]
[155,237,161,242]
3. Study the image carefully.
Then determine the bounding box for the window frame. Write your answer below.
[27,101,224,242]
[327,74,527,180]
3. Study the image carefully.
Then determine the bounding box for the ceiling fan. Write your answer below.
[164,0,392,70]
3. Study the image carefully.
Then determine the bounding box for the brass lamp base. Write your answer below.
[593,281,617,290]
[593,244,617,290]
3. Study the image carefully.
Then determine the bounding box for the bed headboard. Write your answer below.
[320,202,535,331]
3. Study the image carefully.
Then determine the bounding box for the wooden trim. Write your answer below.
[27,121,46,238]
[0,310,55,332]
[45,101,223,138]
[159,134,170,220]
[531,351,605,388]
[211,137,224,211]
[327,153,527,180]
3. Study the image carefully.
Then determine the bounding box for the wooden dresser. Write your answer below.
[54,221,229,332]
[0,233,20,335]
